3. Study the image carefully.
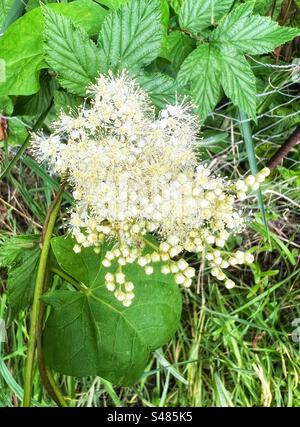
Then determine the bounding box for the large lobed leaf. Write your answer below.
[43,235,182,386]
[0,0,108,97]
[98,0,163,73]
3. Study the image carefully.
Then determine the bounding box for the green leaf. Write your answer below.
[26,0,56,12]
[212,2,300,54]
[168,0,182,14]
[94,0,128,10]
[161,0,170,49]
[220,48,256,120]
[98,0,163,73]
[53,90,82,115]
[137,72,180,109]
[44,8,101,97]
[0,0,108,97]
[14,75,58,116]
[177,44,221,120]
[0,235,40,316]
[0,96,13,115]
[6,118,29,146]
[0,0,15,28]
[253,0,281,19]
[43,235,182,385]
[179,0,234,34]
[161,31,195,71]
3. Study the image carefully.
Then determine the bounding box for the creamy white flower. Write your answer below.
[31,71,269,305]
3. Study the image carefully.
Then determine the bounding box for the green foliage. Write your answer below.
[95,0,128,9]
[44,8,101,96]
[1,0,298,123]
[160,0,170,52]
[162,31,195,71]
[43,235,182,385]
[179,0,234,34]
[212,3,300,54]
[253,0,282,19]
[53,90,82,115]
[220,47,256,119]
[178,44,222,120]
[0,0,15,27]
[0,0,108,97]
[0,235,40,317]
[0,96,13,115]
[137,72,180,109]
[26,0,56,13]
[178,2,299,120]
[14,76,58,116]
[98,0,163,73]
[5,119,29,146]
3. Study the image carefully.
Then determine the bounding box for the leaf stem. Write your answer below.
[23,183,65,407]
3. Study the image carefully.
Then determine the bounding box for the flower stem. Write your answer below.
[23,184,65,407]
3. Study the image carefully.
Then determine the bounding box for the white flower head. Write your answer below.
[32,71,268,305]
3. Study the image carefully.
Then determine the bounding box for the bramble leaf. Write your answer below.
[44,7,101,96]
[212,2,299,54]
[98,0,163,73]
[0,0,108,97]
[178,44,222,120]
[220,47,257,120]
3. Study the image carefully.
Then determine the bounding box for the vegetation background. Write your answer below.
[0,0,300,407]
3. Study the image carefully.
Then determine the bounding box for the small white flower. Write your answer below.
[144,265,154,275]
[225,279,235,289]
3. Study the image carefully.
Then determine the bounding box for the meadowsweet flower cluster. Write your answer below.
[32,72,270,306]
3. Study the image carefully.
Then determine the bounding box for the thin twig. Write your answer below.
[267,125,300,171]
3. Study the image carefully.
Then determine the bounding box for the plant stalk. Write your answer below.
[37,269,68,407]
[0,102,53,180]
[23,184,65,407]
